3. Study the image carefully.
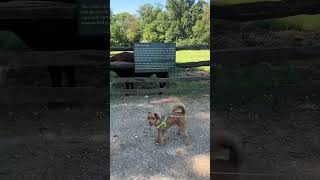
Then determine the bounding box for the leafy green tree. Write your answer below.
[155,11,170,41]
[192,2,210,44]
[142,23,160,42]
[138,4,162,25]
[165,0,207,43]
[110,12,142,46]
[138,4,165,42]
[125,15,142,43]
[110,0,210,46]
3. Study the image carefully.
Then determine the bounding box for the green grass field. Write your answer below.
[0,31,28,49]
[111,50,210,72]
[214,0,279,5]
[176,50,210,72]
[214,0,320,31]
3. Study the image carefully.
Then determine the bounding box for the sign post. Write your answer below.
[134,43,176,73]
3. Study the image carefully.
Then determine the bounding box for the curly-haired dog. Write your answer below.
[147,104,190,145]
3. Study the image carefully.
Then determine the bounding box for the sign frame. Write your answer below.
[134,43,176,73]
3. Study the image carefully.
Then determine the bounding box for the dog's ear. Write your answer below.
[154,113,160,120]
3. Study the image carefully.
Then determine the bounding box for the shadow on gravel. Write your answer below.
[110,95,210,180]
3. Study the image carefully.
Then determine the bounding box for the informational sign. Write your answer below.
[77,0,108,35]
[134,43,176,73]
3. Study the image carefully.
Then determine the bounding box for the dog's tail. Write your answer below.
[213,130,245,164]
[172,104,186,114]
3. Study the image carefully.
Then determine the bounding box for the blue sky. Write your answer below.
[111,0,166,15]
[111,0,209,15]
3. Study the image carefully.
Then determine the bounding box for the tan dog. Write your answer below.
[147,104,189,145]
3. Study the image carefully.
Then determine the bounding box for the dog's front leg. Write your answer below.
[158,130,166,145]
[155,130,161,144]
[163,131,168,144]
[180,125,188,138]
[180,128,191,146]
[176,129,181,136]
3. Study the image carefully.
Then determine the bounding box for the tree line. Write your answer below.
[111,0,210,47]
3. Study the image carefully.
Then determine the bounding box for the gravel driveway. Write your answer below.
[110,95,210,180]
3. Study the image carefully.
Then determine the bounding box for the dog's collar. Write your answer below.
[156,116,168,129]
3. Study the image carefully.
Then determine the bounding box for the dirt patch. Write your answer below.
[213,99,320,176]
[213,25,320,49]
[0,104,108,179]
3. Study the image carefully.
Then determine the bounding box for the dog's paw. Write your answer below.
[156,141,165,145]
[184,137,192,146]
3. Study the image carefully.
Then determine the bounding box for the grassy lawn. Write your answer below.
[214,0,280,5]
[214,0,320,31]
[277,15,320,30]
[0,31,28,49]
[111,50,210,72]
[176,50,210,72]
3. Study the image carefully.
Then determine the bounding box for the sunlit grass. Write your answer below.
[277,15,320,30]
[214,0,320,31]
[176,50,210,72]
[214,0,280,5]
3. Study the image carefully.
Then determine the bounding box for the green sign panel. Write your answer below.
[134,43,176,73]
[77,0,108,35]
